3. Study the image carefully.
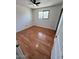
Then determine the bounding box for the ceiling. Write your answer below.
[16,0,63,9]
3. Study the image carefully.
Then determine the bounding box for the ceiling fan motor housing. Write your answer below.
[31,0,40,6]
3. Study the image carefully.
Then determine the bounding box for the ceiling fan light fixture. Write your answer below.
[33,4,37,6]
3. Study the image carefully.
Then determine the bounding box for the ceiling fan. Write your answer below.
[30,0,41,6]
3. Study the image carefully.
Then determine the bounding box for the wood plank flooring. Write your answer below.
[16,26,56,59]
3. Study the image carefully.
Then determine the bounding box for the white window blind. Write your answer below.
[38,10,49,19]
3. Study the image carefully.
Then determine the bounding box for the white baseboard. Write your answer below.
[35,25,56,30]
[16,25,33,32]
[16,24,56,33]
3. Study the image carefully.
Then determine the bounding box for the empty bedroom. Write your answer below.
[16,0,63,59]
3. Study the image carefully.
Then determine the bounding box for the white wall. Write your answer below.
[32,4,62,30]
[16,4,62,32]
[16,5,32,32]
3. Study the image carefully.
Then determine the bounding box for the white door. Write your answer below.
[51,13,63,59]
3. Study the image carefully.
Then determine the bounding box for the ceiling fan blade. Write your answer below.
[36,2,40,4]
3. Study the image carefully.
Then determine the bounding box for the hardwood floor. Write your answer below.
[16,26,56,59]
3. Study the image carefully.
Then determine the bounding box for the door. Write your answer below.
[51,12,63,59]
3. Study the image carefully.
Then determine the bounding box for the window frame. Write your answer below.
[38,10,50,20]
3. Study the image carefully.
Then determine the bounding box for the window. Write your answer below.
[38,10,49,19]
[39,12,43,19]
